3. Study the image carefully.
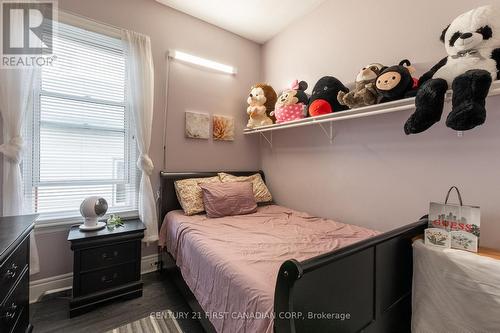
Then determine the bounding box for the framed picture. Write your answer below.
[185,111,210,139]
[212,115,234,141]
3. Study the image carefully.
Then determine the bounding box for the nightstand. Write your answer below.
[67,219,145,317]
[412,240,500,332]
[0,215,36,333]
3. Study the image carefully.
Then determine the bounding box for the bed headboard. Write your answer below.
[158,170,265,228]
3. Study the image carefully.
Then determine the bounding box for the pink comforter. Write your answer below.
[159,205,378,333]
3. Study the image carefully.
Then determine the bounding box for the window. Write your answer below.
[23,19,138,221]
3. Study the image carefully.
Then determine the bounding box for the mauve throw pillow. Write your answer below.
[200,182,257,218]
[218,172,272,203]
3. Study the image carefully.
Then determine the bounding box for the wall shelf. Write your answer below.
[244,80,500,137]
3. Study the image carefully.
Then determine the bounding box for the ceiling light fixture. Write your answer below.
[169,50,237,75]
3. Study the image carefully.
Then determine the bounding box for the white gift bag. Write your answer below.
[426,186,480,252]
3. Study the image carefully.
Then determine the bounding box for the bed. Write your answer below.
[158,171,427,333]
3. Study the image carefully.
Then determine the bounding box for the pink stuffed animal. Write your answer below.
[272,80,309,124]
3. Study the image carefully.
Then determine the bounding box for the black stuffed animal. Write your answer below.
[404,5,500,134]
[308,76,349,116]
[376,60,417,103]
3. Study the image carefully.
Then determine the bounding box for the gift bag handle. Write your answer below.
[444,186,463,206]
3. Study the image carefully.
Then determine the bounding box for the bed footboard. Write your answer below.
[274,219,427,333]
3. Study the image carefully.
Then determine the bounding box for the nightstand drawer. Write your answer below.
[0,239,28,302]
[79,262,139,295]
[80,241,138,272]
[0,268,28,333]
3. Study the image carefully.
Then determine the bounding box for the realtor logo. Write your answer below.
[1,0,56,67]
[2,1,52,54]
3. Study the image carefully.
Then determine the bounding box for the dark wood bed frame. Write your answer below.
[158,171,427,333]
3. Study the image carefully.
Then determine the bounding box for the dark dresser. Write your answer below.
[67,219,145,317]
[0,215,36,333]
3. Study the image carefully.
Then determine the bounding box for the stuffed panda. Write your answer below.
[404,5,500,134]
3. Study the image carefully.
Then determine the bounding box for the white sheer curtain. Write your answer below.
[0,68,40,274]
[121,30,158,242]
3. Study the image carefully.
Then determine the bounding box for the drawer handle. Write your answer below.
[4,303,17,320]
[5,264,17,279]
[101,272,118,283]
[101,251,119,260]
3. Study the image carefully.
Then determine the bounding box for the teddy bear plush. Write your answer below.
[376,59,418,103]
[404,5,500,134]
[308,76,349,116]
[271,80,309,123]
[246,83,278,128]
[337,63,384,109]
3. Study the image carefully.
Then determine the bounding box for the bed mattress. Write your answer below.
[159,204,378,333]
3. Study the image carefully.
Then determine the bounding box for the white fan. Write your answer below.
[79,196,108,231]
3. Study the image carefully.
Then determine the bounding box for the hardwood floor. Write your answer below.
[31,272,205,333]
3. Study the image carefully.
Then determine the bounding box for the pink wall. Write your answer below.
[261,0,500,249]
[59,0,261,178]
[26,0,262,280]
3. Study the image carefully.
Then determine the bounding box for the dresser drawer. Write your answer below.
[80,241,138,272]
[0,238,28,302]
[79,262,139,295]
[0,269,28,333]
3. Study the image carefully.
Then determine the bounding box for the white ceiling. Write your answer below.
[155,0,326,44]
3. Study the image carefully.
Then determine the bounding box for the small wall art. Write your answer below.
[185,111,210,139]
[212,115,235,141]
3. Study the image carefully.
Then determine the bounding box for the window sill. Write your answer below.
[34,210,139,233]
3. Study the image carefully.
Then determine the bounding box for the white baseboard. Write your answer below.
[29,273,73,304]
[29,254,159,304]
[140,253,159,274]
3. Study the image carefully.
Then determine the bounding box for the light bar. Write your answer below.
[169,50,237,75]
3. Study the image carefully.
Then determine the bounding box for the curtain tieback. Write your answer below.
[0,136,24,164]
[137,153,154,175]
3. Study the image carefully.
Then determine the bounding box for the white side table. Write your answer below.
[412,240,500,333]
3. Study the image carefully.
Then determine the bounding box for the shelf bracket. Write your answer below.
[318,122,334,143]
[259,131,273,148]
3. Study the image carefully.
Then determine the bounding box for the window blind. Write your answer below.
[23,20,138,221]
